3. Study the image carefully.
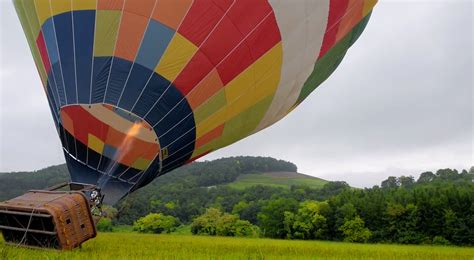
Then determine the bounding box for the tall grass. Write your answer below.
[1,233,472,259]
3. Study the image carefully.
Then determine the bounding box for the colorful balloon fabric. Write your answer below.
[14,0,377,203]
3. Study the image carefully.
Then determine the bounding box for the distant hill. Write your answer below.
[226,172,328,190]
[0,165,69,201]
[0,156,329,201]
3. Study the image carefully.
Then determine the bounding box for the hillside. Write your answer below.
[0,156,329,201]
[226,171,328,190]
[0,165,69,201]
[0,157,344,226]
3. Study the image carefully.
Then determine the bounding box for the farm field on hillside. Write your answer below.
[1,233,473,259]
[226,172,328,190]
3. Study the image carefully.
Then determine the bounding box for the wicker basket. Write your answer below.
[0,190,96,250]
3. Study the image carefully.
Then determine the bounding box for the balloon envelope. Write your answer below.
[14,0,377,203]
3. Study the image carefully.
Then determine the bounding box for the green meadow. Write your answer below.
[226,172,328,190]
[1,232,473,260]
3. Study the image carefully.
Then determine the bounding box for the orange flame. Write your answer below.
[105,122,144,176]
[114,122,142,162]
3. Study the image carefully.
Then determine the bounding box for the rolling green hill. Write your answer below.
[0,165,69,201]
[225,171,328,189]
[0,157,339,226]
[0,156,330,201]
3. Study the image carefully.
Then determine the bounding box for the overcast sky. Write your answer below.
[0,1,472,188]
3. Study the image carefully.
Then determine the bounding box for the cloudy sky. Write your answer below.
[0,1,472,188]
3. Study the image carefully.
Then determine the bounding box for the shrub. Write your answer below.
[191,208,259,237]
[339,216,372,243]
[133,213,179,234]
[432,236,451,246]
[96,218,113,232]
[191,208,221,235]
[233,220,260,237]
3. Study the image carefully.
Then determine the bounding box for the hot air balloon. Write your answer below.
[11,0,377,204]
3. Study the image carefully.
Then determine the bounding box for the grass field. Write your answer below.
[1,233,473,259]
[226,172,328,190]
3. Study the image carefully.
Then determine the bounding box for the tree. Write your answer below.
[320,181,350,196]
[339,216,372,243]
[381,176,399,189]
[417,172,435,183]
[258,198,298,238]
[216,212,239,236]
[436,169,459,181]
[399,176,415,187]
[443,208,471,245]
[335,203,357,227]
[133,213,179,234]
[385,203,424,244]
[284,201,329,240]
[232,201,249,216]
[191,208,258,237]
[232,201,260,224]
[191,208,222,235]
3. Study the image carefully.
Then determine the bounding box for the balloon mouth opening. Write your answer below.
[58,103,162,188]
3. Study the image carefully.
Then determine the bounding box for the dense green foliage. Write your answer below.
[0,165,69,200]
[96,218,114,232]
[190,208,259,237]
[113,157,326,224]
[338,216,372,243]
[0,156,297,201]
[312,169,473,245]
[0,157,472,246]
[283,200,331,240]
[121,166,473,246]
[115,178,345,225]
[133,213,179,234]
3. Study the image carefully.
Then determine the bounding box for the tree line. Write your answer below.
[0,157,472,245]
[116,162,472,246]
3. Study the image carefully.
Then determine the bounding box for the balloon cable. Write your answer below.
[16,207,37,247]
